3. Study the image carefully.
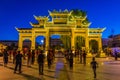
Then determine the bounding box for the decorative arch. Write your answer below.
[16,9,105,57]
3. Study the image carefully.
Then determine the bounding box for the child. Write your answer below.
[91,57,98,79]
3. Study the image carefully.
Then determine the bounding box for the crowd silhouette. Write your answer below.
[1,47,110,79]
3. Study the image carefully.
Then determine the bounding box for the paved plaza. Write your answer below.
[0,56,120,80]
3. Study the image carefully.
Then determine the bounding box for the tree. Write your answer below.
[89,40,98,53]
[70,9,90,28]
[75,36,85,49]
[71,9,86,17]
[60,35,71,49]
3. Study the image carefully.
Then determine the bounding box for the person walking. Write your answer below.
[14,51,23,73]
[114,50,118,60]
[55,58,64,79]
[27,50,32,67]
[83,50,87,65]
[69,50,74,69]
[3,49,9,67]
[90,57,98,79]
[47,50,53,69]
[13,49,17,64]
[37,50,45,75]
[79,49,82,64]
[31,50,35,65]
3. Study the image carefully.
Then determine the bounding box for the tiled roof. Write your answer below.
[18,28,32,30]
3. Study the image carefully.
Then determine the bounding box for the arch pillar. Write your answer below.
[18,35,23,51]
[85,36,89,52]
[71,29,75,50]
[31,36,35,50]
[99,36,106,57]
[45,30,49,50]
[85,29,91,57]
[98,37,102,50]
[86,37,92,57]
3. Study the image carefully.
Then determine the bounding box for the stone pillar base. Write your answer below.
[87,53,92,57]
[100,52,106,57]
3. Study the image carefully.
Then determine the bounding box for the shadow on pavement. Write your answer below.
[44,69,55,72]
[0,63,3,66]
[18,73,40,80]
[44,74,55,78]
[60,68,86,75]
[26,66,38,70]
[5,66,14,70]
[3,65,45,80]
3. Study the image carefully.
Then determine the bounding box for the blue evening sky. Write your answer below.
[0,0,120,40]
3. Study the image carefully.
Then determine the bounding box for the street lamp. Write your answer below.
[40,40,44,50]
[41,40,44,44]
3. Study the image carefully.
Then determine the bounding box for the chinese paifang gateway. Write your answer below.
[16,9,106,57]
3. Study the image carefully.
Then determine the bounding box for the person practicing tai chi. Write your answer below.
[14,51,23,73]
[90,57,98,79]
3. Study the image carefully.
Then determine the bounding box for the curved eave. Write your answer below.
[15,27,19,31]
[69,11,73,16]
[29,22,39,27]
[15,27,32,31]
[81,22,91,27]
[50,13,71,16]
[102,27,106,32]
[16,28,32,33]
[72,16,87,21]
[34,15,48,21]
[89,27,106,33]
[48,10,71,16]
[34,15,42,20]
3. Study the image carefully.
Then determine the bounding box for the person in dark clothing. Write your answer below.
[27,50,32,67]
[47,51,53,69]
[79,49,82,64]
[23,50,26,60]
[83,50,87,65]
[114,50,118,60]
[37,50,45,75]
[3,49,9,67]
[65,50,69,64]
[13,50,17,64]
[14,51,23,73]
[69,50,74,69]
[31,50,35,65]
[9,51,12,60]
[91,57,98,79]
[66,50,70,64]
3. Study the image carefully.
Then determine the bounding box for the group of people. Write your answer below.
[64,49,98,78]
[47,49,55,69]
[64,49,87,69]
[2,49,56,75]
[2,48,99,79]
[13,49,46,75]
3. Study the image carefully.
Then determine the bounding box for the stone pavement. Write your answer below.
[68,57,120,80]
[0,56,120,80]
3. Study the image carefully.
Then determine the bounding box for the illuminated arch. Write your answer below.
[16,10,105,57]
